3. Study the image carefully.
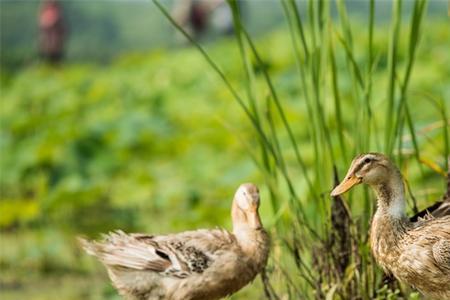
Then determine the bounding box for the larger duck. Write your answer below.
[331,153,450,299]
[79,183,270,300]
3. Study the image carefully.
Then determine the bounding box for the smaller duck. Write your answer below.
[79,183,269,300]
[331,153,450,299]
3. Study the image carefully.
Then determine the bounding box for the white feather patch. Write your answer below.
[388,198,406,218]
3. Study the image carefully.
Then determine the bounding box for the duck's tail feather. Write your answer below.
[77,231,172,272]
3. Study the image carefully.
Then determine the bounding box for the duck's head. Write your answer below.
[331,153,396,196]
[233,183,262,229]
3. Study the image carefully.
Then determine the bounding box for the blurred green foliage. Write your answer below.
[1,5,449,299]
[0,49,262,298]
[1,49,260,229]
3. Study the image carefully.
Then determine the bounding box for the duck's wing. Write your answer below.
[79,229,236,278]
[432,239,450,271]
[408,217,450,270]
[150,228,236,255]
[428,216,450,271]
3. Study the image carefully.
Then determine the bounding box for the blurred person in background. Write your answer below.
[172,0,239,42]
[38,0,67,63]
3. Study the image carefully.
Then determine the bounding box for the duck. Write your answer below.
[331,153,450,299]
[79,183,270,300]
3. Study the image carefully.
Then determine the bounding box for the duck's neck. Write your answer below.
[233,222,269,274]
[369,171,411,268]
[371,170,407,220]
[231,204,267,254]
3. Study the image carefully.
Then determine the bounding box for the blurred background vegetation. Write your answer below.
[1,0,449,299]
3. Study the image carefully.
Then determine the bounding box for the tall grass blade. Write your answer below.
[385,0,403,156]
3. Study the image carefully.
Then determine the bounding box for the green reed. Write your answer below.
[154,0,447,298]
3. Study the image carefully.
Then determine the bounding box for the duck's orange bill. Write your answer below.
[330,175,361,196]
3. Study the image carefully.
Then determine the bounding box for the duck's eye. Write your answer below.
[364,157,372,164]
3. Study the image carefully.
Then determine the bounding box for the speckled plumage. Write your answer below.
[79,183,269,300]
[332,153,450,299]
[370,213,450,299]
